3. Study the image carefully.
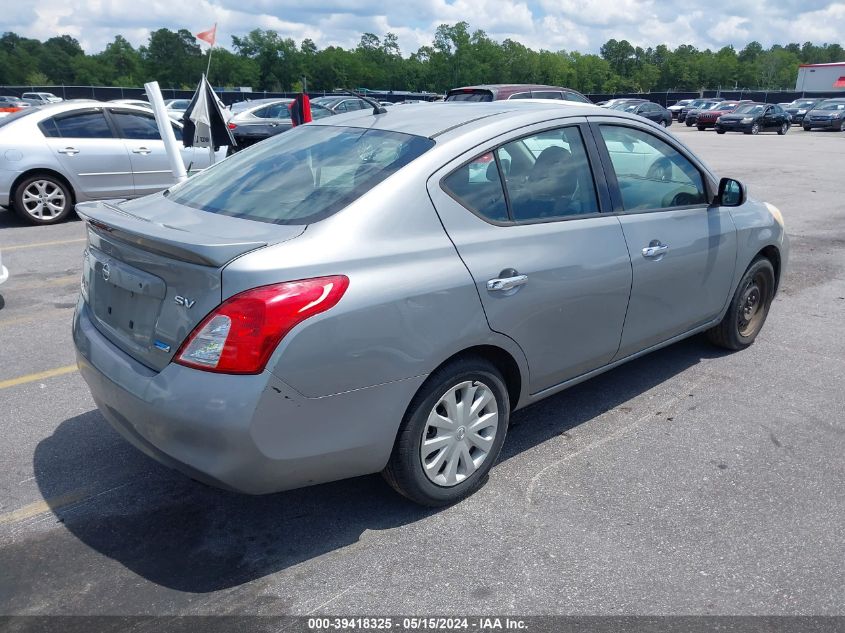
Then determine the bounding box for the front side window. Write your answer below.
[599,125,707,211]
[167,126,434,225]
[565,91,591,103]
[43,111,113,139]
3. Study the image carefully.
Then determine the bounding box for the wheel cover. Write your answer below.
[22,180,66,220]
[420,380,499,487]
[737,271,769,337]
[752,123,759,134]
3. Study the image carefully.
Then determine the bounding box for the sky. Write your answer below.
[3,0,845,55]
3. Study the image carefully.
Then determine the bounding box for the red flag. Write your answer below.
[196,24,217,46]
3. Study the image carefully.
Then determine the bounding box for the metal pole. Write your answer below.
[144,81,188,183]
[206,46,214,79]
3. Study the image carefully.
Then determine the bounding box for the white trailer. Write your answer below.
[795,62,845,92]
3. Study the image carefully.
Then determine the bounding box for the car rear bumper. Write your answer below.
[73,298,423,494]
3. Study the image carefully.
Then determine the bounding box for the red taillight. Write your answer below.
[174,276,349,374]
[227,122,237,129]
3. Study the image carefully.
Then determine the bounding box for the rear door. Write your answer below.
[40,108,134,199]
[108,108,194,196]
[428,120,633,394]
[591,119,737,358]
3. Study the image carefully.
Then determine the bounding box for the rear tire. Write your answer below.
[777,122,789,135]
[685,119,694,127]
[13,173,74,225]
[383,358,510,506]
[716,130,726,134]
[707,258,775,351]
[697,125,706,131]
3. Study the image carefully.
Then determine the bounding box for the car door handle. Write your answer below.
[642,241,670,258]
[57,147,79,155]
[132,147,152,155]
[487,274,528,292]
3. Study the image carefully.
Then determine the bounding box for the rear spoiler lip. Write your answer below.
[76,200,272,268]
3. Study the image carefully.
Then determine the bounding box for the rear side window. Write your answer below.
[167,126,434,225]
[533,91,563,100]
[598,125,707,211]
[500,127,599,221]
[441,152,508,222]
[253,103,290,118]
[442,126,600,223]
[41,111,113,139]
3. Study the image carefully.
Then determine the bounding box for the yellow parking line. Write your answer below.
[3,238,86,252]
[0,488,90,525]
[0,307,75,328]
[0,364,78,390]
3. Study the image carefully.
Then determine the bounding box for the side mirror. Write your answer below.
[717,177,746,207]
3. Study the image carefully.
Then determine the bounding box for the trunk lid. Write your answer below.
[77,195,305,372]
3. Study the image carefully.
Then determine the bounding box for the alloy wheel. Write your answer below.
[21,179,67,220]
[419,380,499,487]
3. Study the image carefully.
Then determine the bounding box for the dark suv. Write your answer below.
[446,84,592,103]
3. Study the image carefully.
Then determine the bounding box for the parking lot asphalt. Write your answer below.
[0,124,843,617]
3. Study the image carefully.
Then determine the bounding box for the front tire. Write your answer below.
[383,358,510,506]
[803,125,811,132]
[685,119,694,127]
[707,258,775,351]
[716,129,726,134]
[697,125,706,131]
[750,122,760,135]
[13,173,74,225]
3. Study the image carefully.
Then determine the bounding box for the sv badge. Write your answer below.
[174,295,196,309]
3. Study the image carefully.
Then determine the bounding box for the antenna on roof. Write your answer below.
[342,88,387,115]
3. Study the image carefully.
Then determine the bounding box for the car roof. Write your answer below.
[309,101,628,140]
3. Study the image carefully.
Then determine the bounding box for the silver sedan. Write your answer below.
[0,102,225,225]
[73,102,788,506]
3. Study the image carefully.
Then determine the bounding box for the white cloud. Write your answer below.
[2,0,844,56]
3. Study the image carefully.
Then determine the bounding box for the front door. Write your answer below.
[41,108,134,199]
[428,122,633,394]
[592,121,738,358]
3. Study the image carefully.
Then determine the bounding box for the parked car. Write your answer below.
[164,99,192,120]
[802,98,845,131]
[667,99,693,119]
[72,101,787,506]
[0,103,225,225]
[226,99,294,149]
[445,84,592,103]
[0,247,7,286]
[714,103,791,135]
[228,97,285,114]
[610,100,672,126]
[678,98,724,123]
[695,101,746,129]
[227,101,335,151]
[21,92,63,104]
[683,100,724,126]
[0,96,30,113]
[782,98,823,125]
[311,96,373,113]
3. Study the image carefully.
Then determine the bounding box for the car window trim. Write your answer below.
[438,120,611,227]
[586,118,717,215]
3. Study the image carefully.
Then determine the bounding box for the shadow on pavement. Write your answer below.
[30,334,727,594]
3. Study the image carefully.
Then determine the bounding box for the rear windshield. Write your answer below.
[167,125,435,225]
[446,90,494,102]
